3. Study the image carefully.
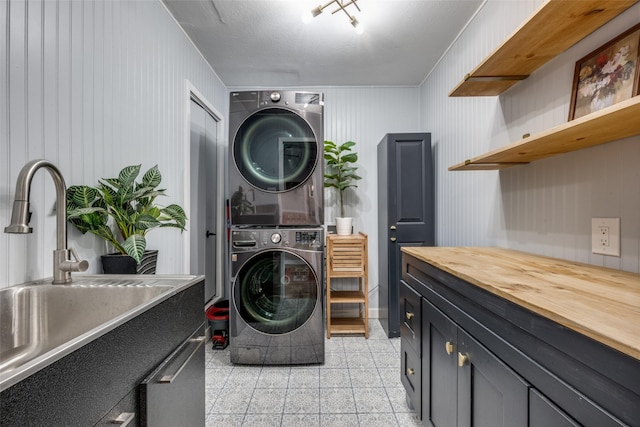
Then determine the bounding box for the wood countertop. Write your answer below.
[402,247,640,361]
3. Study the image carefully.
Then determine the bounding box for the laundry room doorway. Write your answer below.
[187,85,224,304]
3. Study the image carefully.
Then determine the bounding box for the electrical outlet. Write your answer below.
[592,218,620,256]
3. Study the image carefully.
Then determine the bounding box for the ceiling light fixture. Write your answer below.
[303,0,363,33]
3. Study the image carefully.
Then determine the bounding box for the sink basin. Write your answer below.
[0,275,201,391]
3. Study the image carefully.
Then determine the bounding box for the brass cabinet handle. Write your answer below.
[390,237,397,242]
[406,368,415,375]
[458,352,469,367]
[445,341,455,355]
[405,312,414,320]
[390,225,397,230]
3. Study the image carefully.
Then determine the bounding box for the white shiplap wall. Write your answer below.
[1,0,227,288]
[420,1,640,273]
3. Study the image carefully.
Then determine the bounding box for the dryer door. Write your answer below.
[233,108,318,192]
[234,250,318,334]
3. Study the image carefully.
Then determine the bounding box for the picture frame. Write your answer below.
[568,23,640,121]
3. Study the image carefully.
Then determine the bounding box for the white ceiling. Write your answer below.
[162,0,484,87]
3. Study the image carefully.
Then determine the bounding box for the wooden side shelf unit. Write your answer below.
[449,96,640,170]
[326,232,369,339]
[449,0,637,97]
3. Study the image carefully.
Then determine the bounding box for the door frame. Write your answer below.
[182,80,225,301]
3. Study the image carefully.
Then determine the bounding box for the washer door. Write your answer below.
[235,250,318,334]
[233,108,318,192]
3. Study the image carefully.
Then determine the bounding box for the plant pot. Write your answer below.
[336,217,353,235]
[101,250,158,275]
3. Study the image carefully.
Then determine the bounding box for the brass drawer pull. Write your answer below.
[445,341,455,355]
[390,237,397,242]
[458,352,469,367]
[405,312,415,320]
[406,368,415,375]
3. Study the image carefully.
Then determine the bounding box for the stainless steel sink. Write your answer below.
[0,275,201,391]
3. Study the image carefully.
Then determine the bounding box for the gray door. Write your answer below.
[190,98,218,303]
[378,133,434,338]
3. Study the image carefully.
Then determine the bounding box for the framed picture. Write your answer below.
[569,23,640,121]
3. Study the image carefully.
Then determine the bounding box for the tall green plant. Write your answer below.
[324,140,362,218]
[66,164,187,263]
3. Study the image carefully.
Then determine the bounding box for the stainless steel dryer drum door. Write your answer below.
[229,90,324,226]
[234,109,317,192]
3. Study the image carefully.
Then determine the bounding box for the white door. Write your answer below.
[190,98,218,302]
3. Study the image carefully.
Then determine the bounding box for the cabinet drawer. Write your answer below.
[400,280,421,354]
[401,340,422,419]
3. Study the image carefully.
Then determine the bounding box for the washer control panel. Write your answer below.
[231,228,323,251]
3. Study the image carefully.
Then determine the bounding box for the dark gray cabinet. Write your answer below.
[401,254,635,427]
[421,296,528,427]
[378,133,434,338]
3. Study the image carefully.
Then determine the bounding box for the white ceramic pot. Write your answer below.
[336,217,353,235]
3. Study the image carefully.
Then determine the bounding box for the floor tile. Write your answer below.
[247,389,287,414]
[242,414,282,426]
[320,413,359,427]
[358,412,399,426]
[288,367,320,388]
[320,351,348,369]
[345,352,377,369]
[348,368,384,388]
[206,413,244,427]
[284,388,320,413]
[209,387,253,414]
[256,366,290,388]
[352,388,394,413]
[320,388,356,413]
[282,413,321,426]
[372,351,401,369]
[319,368,351,388]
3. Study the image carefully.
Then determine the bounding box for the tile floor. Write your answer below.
[204,321,421,426]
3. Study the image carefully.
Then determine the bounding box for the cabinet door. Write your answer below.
[529,389,581,427]
[401,340,422,418]
[400,279,422,354]
[457,330,529,427]
[422,299,458,427]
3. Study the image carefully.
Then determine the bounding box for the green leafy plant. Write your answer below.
[324,140,362,218]
[66,164,187,263]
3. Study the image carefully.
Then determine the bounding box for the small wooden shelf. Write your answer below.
[449,96,640,171]
[326,232,368,339]
[449,0,637,97]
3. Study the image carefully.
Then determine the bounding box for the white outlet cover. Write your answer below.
[592,218,620,257]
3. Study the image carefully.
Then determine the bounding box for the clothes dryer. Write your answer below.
[229,227,324,365]
[229,90,324,226]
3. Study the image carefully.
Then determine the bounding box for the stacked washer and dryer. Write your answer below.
[228,90,325,365]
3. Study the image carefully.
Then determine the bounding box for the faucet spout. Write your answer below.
[4,159,89,284]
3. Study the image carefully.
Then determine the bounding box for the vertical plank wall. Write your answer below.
[1,0,227,288]
[420,1,640,273]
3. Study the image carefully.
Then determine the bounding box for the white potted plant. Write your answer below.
[324,140,362,235]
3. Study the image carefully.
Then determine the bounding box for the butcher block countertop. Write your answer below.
[402,247,640,361]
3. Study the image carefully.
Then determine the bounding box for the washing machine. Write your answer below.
[229,90,324,226]
[230,227,324,365]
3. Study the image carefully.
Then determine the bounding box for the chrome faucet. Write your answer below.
[4,159,88,284]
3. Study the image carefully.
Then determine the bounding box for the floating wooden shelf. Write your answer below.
[449,96,640,171]
[449,0,638,97]
[326,232,369,339]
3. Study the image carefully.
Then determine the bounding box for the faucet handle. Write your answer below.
[59,247,89,273]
